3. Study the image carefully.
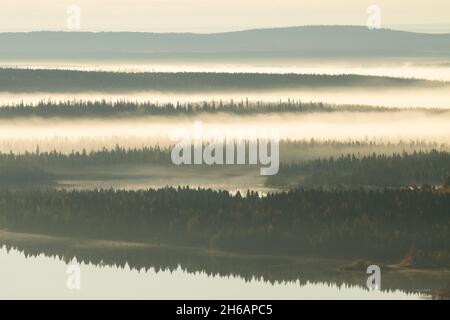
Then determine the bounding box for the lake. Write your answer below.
[0,247,426,300]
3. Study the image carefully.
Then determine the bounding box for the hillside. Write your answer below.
[1,26,450,59]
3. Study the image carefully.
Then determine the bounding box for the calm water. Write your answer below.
[57,178,278,195]
[0,248,423,300]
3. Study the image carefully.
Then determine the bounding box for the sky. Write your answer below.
[1,0,450,33]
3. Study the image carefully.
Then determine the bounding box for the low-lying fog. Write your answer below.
[2,59,450,81]
[1,88,449,109]
[1,111,449,153]
[2,58,449,109]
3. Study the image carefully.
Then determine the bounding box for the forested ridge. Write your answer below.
[0,187,448,262]
[1,142,447,166]
[1,148,448,188]
[0,100,401,118]
[2,27,450,59]
[0,69,446,93]
[269,150,450,187]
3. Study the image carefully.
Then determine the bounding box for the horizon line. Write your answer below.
[1,25,450,36]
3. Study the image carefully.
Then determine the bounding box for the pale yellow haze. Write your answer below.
[1,0,450,32]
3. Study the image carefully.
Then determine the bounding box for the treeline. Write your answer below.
[1,148,448,188]
[0,187,449,261]
[1,141,447,166]
[0,69,445,93]
[0,163,54,185]
[268,150,450,188]
[0,145,171,167]
[0,100,399,118]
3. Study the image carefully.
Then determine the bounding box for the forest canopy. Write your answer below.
[0,69,447,93]
[0,187,448,262]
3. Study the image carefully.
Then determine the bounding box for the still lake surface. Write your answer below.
[0,247,425,300]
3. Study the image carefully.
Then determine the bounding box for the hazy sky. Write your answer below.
[1,0,450,33]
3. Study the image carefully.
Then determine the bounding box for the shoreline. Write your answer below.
[1,229,449,298]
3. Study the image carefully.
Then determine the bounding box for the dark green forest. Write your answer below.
[0,69,446,93]
[269,150,450,188]
[0,187,449,262]
[3,141,446,166]
[0,100,400,118]
[1,147,448,188]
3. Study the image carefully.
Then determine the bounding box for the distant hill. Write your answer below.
[1,26,450,60]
